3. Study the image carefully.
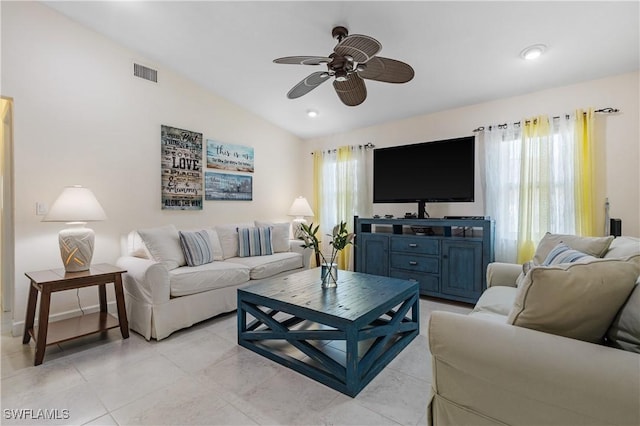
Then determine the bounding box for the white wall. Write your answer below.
[2,2,304,328]
[304,72,640,237]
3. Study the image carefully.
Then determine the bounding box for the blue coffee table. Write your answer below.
[237,268,419,397]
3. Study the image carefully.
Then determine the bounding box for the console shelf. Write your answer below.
[353,217,495,304]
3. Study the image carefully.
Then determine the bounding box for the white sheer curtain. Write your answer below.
[483,115,580,263]
[314,145,371,270]
[483,124,522,263]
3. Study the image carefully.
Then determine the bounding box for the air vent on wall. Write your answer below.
[133,63,158,83]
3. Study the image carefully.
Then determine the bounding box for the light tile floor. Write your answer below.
[1,298,471,426]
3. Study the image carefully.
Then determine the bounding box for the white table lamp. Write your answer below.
[43,185,107,272]
[288,196,314,238]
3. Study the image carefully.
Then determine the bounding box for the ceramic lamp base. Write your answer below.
[58,225,94,272]
[291,218,307,239]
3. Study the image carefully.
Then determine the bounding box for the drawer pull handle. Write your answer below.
[409,261,418,266]
[409,243,418,248]
[409,279,418,282]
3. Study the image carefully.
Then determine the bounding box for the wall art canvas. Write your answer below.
[206,140,254,172]
[205,171,253,201]
[161,125,203,210]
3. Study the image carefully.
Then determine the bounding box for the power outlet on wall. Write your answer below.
[36,202,48,216]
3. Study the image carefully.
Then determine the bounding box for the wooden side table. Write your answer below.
[23,263,129,365]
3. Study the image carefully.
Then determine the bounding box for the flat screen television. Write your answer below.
[373,136,475,218]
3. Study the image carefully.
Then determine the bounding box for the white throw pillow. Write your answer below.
[255,221,290,253]
[127,231,151,259]
[507,257,639,344]
[216,223,253,259]
[137,225,186,270]
[205,228,224,261]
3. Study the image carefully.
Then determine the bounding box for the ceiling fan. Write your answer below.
[273,26,414,107]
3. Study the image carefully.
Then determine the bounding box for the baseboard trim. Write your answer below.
[10,301,118,337]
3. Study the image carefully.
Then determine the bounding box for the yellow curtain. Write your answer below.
[335,146,352,270]
[574,108,596,236]
[516,116,550,263]
[311,146,366,270]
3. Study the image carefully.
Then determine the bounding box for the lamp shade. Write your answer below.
[288,196,314,218]
[43,185,107,223]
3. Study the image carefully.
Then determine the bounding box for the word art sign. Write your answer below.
[161,125,203,210]
[205,171,252,201]
[206,140,254,173]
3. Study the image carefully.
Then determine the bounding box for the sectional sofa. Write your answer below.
[116,221,311,340]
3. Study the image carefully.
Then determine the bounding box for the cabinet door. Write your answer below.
[441,240,483,300]
[356,234,389,277]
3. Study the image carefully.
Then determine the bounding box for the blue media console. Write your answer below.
[354,216,495,304]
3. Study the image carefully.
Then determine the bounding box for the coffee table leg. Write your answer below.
[237,298,247,345]
[345,327,359,396]
[34,288,51,366]
[23,282,38,344]
[113,274,129,339]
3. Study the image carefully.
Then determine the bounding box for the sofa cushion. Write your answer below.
[127,231,151,259]
[238,227,273,257]
[471,286,518,317]
[255,221,291,253]
[607,277,640,353]
[137,225,186,270]
[541,243,596,266]
[178,230,214,267]
[205,228,224,261]
[226,252,303,280]
[467,311,509,324]
[216,223,254,259]
[605,236,640,259]
[507,257,639,344]
[168,261,250,297]
[532,232,613,264]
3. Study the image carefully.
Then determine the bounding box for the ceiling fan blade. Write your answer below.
[274,56,331,65]
[358,57,415,83]
[334,34,382,63]
[333,74,367,106]
[286,71,331,99]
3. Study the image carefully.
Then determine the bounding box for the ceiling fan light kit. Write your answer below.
[274,26,414,106]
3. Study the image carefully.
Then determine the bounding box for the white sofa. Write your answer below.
[116,221,311,340]
[428,235,640,426]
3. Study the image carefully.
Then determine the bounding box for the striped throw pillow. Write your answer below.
[178,230,214,267]
[238,227,273,257]
[542,242,596,266]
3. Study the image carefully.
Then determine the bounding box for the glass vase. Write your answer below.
[321,263,338,288]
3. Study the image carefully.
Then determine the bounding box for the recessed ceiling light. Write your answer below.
[520,44,547,60]
[307,109,318,118]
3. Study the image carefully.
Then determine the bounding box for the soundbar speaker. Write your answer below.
[610,218,622,237]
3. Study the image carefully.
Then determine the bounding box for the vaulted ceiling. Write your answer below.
[44,1,639,140]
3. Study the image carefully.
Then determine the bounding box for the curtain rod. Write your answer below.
[472,107,620,133]
[310,142,375,155]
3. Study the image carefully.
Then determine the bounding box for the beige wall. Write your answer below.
[304,71,640,237]
[2,2,639,333]
[2,2,304,329]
